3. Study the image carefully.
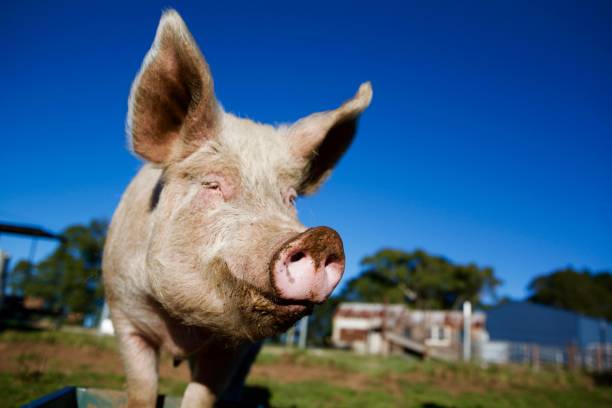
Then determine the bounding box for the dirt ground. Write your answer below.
[0,339,591,397]
[0,341,189,380]
[0,340,378,392]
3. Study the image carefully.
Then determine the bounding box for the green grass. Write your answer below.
[1,330,610,407]
[251,347,611,408]
[249,379,398,408]
[0,328,117,350]
[248,375,611,408]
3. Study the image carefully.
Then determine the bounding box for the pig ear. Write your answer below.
[289,82,373,195]
[127,10,219,165]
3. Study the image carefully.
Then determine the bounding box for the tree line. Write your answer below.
[9,219,107,324]
[8,220,612,335]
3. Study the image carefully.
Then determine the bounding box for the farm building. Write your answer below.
[331,302,487,358]
[482,301,612,369]
[331,303,405,354]
[487,301,611,348]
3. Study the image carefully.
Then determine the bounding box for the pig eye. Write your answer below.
[285,188,297,207]
[203,181,220,190]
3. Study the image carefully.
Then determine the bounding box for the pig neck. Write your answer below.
[105,165,221,357]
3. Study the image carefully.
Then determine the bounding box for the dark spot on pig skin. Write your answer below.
[285,268,295,284]
[149,174,165,211]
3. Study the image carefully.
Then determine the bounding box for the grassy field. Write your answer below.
[0,329,610,407]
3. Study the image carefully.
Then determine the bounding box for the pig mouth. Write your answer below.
[272,297,317,312]
[240,285,313,339]
[207,257,312,338]
[248,285,314,316]
[215,257,316,314]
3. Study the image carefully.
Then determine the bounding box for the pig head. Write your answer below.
[103,9,371,408]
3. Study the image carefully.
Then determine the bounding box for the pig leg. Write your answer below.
[180,343,248,408]
[113,311,160,407]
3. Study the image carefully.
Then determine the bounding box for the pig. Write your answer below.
[102,9,372,408]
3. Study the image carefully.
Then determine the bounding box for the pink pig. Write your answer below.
[103,9,372,408]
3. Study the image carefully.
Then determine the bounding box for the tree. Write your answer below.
[19,219,108,323]
[528,267,612,320]
[340,248,500,309]
[8,259,34,296]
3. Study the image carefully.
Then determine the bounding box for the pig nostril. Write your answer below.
[289,251,305,263]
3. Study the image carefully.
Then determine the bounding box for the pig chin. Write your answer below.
[239,286,313,340]
[206,257,313,342]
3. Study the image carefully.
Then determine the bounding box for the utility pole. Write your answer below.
[462,301,472,362]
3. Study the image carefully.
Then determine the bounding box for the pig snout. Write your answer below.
[270,226,345,303]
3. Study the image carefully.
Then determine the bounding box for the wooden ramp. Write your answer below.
[385,332,456,362]
[385,332,426,356]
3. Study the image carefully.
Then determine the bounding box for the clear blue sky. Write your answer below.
[1,1,611,300]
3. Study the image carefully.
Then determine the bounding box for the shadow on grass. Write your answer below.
[216,385,273,408]
[590,371,612,387]
[0,320,46,332]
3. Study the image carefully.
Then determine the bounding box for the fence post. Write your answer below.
[595,345,603,372]
[531,344,540,371]
[567,343,576,370]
